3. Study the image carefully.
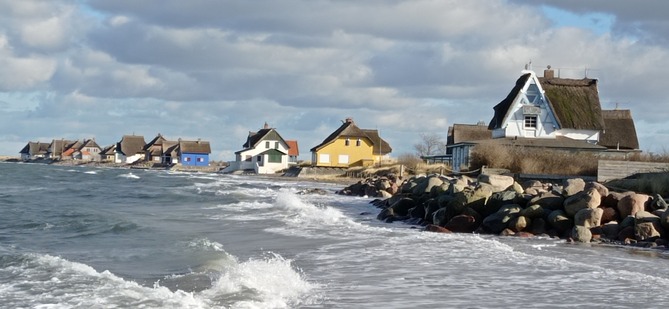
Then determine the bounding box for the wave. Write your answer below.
[118,172,140,179]
[0,243,318,308]
[84,170,98,175]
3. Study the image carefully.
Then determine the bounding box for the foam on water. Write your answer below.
[118,172,140,179]
[84,170,98,175]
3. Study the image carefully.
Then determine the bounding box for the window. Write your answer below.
[184,157,191,162]
[524,115,537,129]
[319,154,330,163]
[275,142,279,149]
[356,139,361,146]
[197,157,204,162]
[268,153,281,163]
[265,141,270,148]
[345,139,350,146]
[338,154,349,164]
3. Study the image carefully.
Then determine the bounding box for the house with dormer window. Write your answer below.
[222,123,294,174]
[310,118,392,167]
[447,66,640,172]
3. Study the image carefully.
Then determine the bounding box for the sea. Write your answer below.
[2,162,669,308]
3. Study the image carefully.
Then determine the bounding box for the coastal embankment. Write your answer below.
[338,172,669,249]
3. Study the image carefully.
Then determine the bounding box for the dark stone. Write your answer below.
[425,224,452,233]
[600,207,619,224]
[528,192,565,211]
[617,226,635,241]
[444,215,477,233]
[388,198,416,217]
[408,205,426,219]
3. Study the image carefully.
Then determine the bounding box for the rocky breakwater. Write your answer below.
[340,173,669,249]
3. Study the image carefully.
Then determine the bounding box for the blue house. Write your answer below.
[178,139,211,166]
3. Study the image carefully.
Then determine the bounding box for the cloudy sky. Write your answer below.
[2,0,668,160]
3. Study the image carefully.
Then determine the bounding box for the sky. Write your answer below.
[2,0,669,160]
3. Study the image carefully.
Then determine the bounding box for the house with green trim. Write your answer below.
[223,123,295,174]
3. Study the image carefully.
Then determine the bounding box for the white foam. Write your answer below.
[84,170,98,175]
[118,172,140,179]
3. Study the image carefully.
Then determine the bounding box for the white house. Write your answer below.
[115,135,146,164]
[223,123,293,174]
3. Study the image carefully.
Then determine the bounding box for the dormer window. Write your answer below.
[345,138,350,146]
[524,115,537,129]
[356,139,361,146]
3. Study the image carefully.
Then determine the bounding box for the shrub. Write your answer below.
[470,144,598,176]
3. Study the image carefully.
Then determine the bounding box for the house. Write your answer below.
[144,134,168,163]
[99,144,116,162]
[70,139,102,161]
[223,123,293,174]
[19,142,50,161]
[447,66,640,172]
[310,118,392,167]
[115,135,146,163]
[287,140,299,165]
[178,139,211,166]
[47,139,76,160]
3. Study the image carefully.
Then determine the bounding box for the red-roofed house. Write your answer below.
[286,140,299,165]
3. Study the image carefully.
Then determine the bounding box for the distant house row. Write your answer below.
[19,135,213,167]
[19,118,393,173]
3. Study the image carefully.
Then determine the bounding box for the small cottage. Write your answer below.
[115,135,146,164]
[223,123,293,174]
[310,118,392,167]
[19,142,50,161]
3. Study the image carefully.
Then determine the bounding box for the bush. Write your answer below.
[470,144,598,176]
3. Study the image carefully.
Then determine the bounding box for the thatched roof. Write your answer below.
[179,140,211,154]
[116,135,146,156]
[311,118,392,155]
[99,144,116,156]
[599,109,639,150]
[489,73,605,131]
[20,142,50,155]
[80,139,100,150]
[448,123,492,145]
[144,134,167,151]
[539,77,605,130]
[48,139,76,156]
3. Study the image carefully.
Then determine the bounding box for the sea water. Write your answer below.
[1,162,669,308]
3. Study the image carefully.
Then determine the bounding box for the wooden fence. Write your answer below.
[597,160,669,182]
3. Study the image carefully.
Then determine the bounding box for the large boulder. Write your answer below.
[562,178,586,197]
[601,191,633,209]
[412,175,445,195]
[571,226,592,243]
[618,193,651,218]
[478,174,515,192]
[474,190,522,217]
[547,210,573,234]
[388,198,417,217]
[634,211,664,240]
[444,215,478,233]
[508,215,531,232]
[425,224,452,233]
[519,204,547,219]
[600,207,620,224]
[661,209,669,231]
[563,188,601,217]
[585,182,609,199]
[649,194,669,211]
[573,208,603,228]
[481,204,521,234]
[601,222,621,240]
[528,192,565,211]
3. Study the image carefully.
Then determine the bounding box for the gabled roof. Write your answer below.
[144,134,167,151]
[242,128,288,149]
[286,140,299,156]
[448,123,492,145]
[20,142,50,155]
[310,118,391,154]
[179,140,211,154]
[48,139,76,156]
[599,109,639,150]
[79,139,100,150]
[62,148,75,156]
[258,148,287,156]
[162,141,179,156]
[489,72,605,131]
[116,135,146,156]
[361,129,392,155]
[99,144,116,156]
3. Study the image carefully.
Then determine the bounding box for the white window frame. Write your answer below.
[338,154,349,164]
[319,154,330,163]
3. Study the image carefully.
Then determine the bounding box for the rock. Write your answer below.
[478,174,515,192]
[519,204,546,219]
[444,215,477,233]
[408,205,426,220]
[475,190,522,217]
[388,198,416,217]
[601,222,620,240]
[528,192,565,211]
[378,190,393,199]
[516,232,535,238]
[508,215,530,232]
[562,178,586,197]
[601,191,633,209]
[425,224,452,233]
[510,182,524,194]
[412,175,444,195]
[571,225,592,243]
[547,210,573,234]
[661,209,669,231]
[649,194,668,211]
[563,188,601,217]
[600,207,619,224]
[585,182,609,199]
[573,208,603,228]
[480,204,521,234]
[530,218,547,235]
[617,193,651,217]
[619,215,635,229]
[522,180,543,190]
[634,211,664,240]
[500,228,515,236]
[618,226,635,241]
[377,208,395,221]
[423,199,441,222]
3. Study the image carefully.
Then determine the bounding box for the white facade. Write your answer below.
[115,153,144,164]
[492,70,600,144]
[223,131,291,174]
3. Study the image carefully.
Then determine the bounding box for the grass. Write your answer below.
[469,143,599,176]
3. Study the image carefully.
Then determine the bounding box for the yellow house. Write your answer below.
[310,118,392,167]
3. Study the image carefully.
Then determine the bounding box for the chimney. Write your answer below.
[263,122,269,129]
[544,65,554,79]
[345,117,353,123]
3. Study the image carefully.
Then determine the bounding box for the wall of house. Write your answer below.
[313,137,374,167]
[451,144,473,173]
[555,129,600,143]
[256,154,287,174]
[181,153,209,166]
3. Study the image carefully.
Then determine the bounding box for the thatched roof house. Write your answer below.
[599,109,639,150]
